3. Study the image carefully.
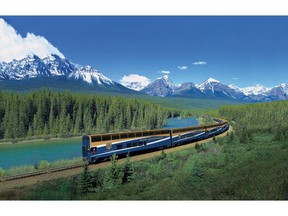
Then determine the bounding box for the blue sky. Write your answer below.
[2,16,288,87]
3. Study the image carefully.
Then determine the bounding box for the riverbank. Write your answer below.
[197,116,217,125]
[0,135,82,145]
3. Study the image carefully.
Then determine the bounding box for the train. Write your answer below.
[82,118,229,163]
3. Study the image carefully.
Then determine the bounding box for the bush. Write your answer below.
[35,160,50,170]
[0,167,5,177]
[103,154,124,189]
[195,143,209,153]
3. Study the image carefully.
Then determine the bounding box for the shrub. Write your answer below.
[103,154,124,189]
[0,167,5,177]
[35,160,50,170]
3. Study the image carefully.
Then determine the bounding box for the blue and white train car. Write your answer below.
[82,120,229,163]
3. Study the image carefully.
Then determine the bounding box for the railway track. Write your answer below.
[0,162,85,182]
[0,122,231,189]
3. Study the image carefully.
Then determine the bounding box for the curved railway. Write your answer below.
[0,118,229,188]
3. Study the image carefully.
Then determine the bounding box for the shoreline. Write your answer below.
[0,116,206,145]
[0,136,82,145]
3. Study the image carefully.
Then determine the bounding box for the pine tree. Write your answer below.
[103,154,124,189]
[122,154,134,183]
[80,162,92,194]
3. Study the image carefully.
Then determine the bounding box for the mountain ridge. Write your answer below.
[139,75,287,102]
[1,54,287,102]
[0,54,137,94]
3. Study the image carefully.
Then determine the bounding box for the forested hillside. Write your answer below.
[0,90,178,140]
[219,100,288,142]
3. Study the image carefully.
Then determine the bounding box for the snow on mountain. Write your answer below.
[68,66,114,85]
[158,75,175,89]
[42,54,76,76]
[196,78,220,93]
[241,84,271,96]
[119,74,150,91]
[0,54,75,80]
[172,82,204,98]
[0,54,51,80]
[141,75,175,97]
[228,83,288,101]
[269,83,288,100]
[228,84,242,92]
[1,53,287,101]
[0,54,116,86]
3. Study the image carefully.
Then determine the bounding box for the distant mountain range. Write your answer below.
[139,75,288,102]
[0,54,287,102]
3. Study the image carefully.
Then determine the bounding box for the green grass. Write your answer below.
[132,94,244,110]
[15,131,288,200]
[0,157,82,177]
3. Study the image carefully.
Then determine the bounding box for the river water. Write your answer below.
[0,117,198,169]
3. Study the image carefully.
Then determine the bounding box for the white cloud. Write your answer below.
[178,66,188,70]
[0,18,64,62]
[119,74,150,91]
[192,61,207,65]
[159,70,170,74]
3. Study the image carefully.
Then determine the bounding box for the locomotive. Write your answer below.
[82,119,229,163]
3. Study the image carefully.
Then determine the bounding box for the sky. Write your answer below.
[1,16,288,87]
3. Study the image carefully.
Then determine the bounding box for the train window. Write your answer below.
[155,130,162,135]
[139,141,146,146]
[119,133,127,139]
[91,136,101,142]
[143,131,150,136]
[127,143,132,148]
[133,142,138,147]
[117,144,122,150]
[102,135,111,141]
[112,134,120,140]
[135,132,143,137]
[91,148,97,154]
[128,133,135,138]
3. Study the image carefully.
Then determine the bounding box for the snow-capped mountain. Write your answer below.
[139,75,287,101]
[1,53,287,101]
[0,54,76,80]
[269,84,288,100]
[119,74,150,91]
[241,84,271,96]
[0,54,115,86]
[68,66,115,85]
[195,78,246,100]
[196,78,221,93]
[42,54,77,76]
[228,83,288,101]
[124,82,147,91]
[0,53,136,94]
[172,82,204,98]
[141,75,175,97]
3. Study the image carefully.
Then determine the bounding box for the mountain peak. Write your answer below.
[68,66,114,85]
[241,84,270,96]
[196,77,221,93]
[83,65,93,71]
[207,77,220,83]
[162,74,170,79]
[25,54,41,61]
[141,75,175,97]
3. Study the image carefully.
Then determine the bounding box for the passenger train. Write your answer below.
[82,118,229,163]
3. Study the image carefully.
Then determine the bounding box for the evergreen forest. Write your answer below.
[0,92,287,200]
[0,90,178,141]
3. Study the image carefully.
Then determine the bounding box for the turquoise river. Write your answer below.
[0,117,198,169]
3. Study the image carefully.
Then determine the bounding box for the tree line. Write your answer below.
[219,100,288,142]
[0,90,178,140]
